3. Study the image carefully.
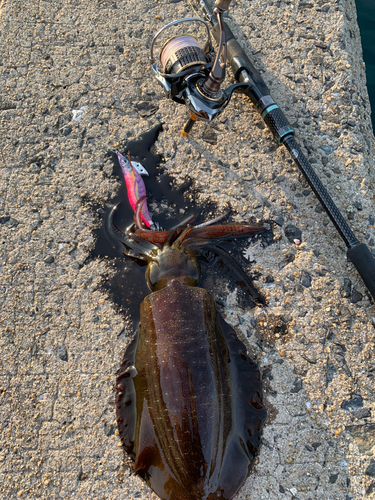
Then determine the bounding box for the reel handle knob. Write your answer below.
[181,113,198,137]
[215,0,232,11]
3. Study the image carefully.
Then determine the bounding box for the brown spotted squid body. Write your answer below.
[113,217,267,500]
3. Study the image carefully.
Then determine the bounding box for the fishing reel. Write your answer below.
[150,0,247,135]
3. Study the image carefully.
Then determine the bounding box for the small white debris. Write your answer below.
[243,246,255,262]
[71,105,87,121]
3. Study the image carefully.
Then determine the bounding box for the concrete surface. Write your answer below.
[1,0,375,499]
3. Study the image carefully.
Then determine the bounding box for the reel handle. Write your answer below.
[215,0,232,11]
[181,113,198,137]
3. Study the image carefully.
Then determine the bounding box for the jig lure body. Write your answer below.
[117,151,155,229]
[114,219,267,500]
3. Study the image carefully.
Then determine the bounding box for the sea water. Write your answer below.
[355,0,375,130]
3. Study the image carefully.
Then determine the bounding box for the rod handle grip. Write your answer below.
[347,242,375,301]
[215,0,232,11]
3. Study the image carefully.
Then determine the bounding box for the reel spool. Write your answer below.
[150,18,213,78]
[160,35,208,75]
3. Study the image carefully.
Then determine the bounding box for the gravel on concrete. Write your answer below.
[1,0,375,499]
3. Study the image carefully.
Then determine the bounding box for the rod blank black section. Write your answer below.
[347,243,375,300]
[283,135,358,249]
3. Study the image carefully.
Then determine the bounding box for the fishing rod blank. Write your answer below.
[189,0,375,301]
[151,0,375,300]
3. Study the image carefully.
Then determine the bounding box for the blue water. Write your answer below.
[355,0,375,130]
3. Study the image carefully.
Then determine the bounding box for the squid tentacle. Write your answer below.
[184,223,265,242]
[194,211,230,229]
[183,239,264,304]
[106,202,160,262]
[110,202,265,304]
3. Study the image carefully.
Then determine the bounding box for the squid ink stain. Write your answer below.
[92,124,270,328]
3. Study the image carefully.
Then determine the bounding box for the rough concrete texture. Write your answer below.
[1,0,375,499]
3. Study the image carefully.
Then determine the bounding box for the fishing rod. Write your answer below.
[149,0,375,301]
